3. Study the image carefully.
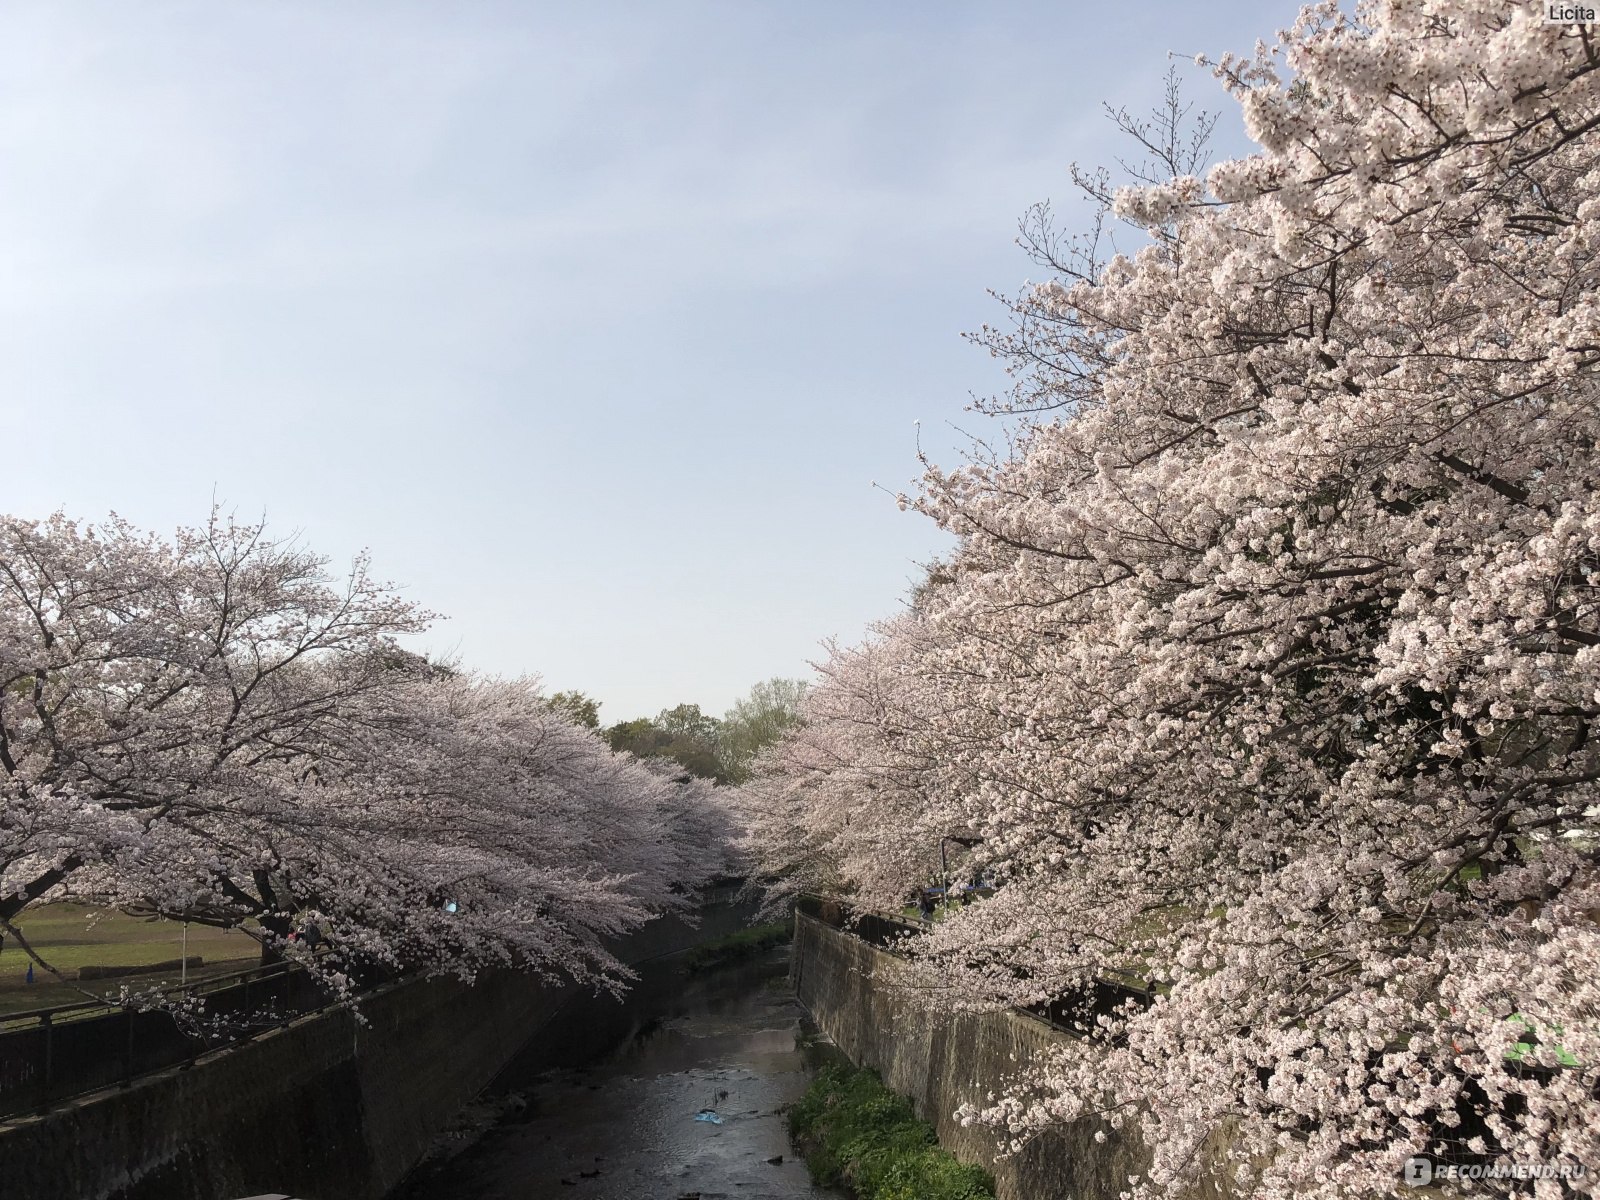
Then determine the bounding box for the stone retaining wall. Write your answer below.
[791,912,1231,1200]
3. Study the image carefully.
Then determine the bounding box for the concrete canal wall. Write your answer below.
[0,897,759,1200]
[790,912,1232,1200]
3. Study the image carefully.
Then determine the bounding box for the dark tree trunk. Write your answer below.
[258,912,292,966]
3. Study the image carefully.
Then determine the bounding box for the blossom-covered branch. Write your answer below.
[0,510,735,997]
[743,4,1600,1196]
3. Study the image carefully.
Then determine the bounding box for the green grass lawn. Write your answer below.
[0,904,259,1016]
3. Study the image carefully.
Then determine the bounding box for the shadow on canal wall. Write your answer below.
[791,913,1232,1200]
[0,894,760,1200]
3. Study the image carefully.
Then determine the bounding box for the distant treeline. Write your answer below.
[547,678,808,785]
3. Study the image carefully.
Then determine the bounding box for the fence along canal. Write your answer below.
[0,960,341,1118]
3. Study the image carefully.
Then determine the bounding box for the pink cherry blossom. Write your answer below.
[0,509,735,999]
[742,5,1600,1196]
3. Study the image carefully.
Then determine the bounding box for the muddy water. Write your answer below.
[394,945,840,1200]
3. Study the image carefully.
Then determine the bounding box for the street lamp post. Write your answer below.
[938,836,983,910]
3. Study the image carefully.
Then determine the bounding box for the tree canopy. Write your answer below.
[601,680,809,785]
[739,5,1600,1196]
[546,689,602,729]
[0,511,737,997]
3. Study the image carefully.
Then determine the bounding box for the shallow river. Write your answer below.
[395,945,841,1200]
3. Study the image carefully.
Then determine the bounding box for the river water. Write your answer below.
[394,945,841,1200]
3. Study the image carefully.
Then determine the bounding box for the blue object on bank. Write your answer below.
[693,1109,724,1124]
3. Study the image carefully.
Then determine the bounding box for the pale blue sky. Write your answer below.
[0,0,1284,720]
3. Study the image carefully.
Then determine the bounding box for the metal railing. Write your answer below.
[0,959,343,1120]
[0,882,752,1122]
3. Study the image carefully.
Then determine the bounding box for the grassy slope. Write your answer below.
[681,921,793,973]
[788,1062,995,1200]
[0,904,259,1015]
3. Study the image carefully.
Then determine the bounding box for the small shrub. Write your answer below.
[788,1063,995,1200]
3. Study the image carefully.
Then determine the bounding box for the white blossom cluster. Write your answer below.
[741,3,1600,1196]
[0,511,736,998]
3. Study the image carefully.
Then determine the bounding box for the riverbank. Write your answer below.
[681,920,792,973]
[788,1062,994,1200]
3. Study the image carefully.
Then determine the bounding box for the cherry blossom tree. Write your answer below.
[735,620,956,913]
[98,672,736,991]
[746,4,1600,1196]
[0,510,733,996]
[0,510,427,925]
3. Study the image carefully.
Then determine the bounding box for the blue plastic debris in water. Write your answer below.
[693,1109,724,1124]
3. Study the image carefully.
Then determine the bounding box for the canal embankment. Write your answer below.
[0,895,760,1200]
[790,912,1233,1200]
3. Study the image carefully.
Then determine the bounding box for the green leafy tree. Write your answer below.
[606,712,729,783]
[604,717,670,758]
[600,682,810,785]
[656,703,720,744]
[718,678,809,783]
[546,689,601,729]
